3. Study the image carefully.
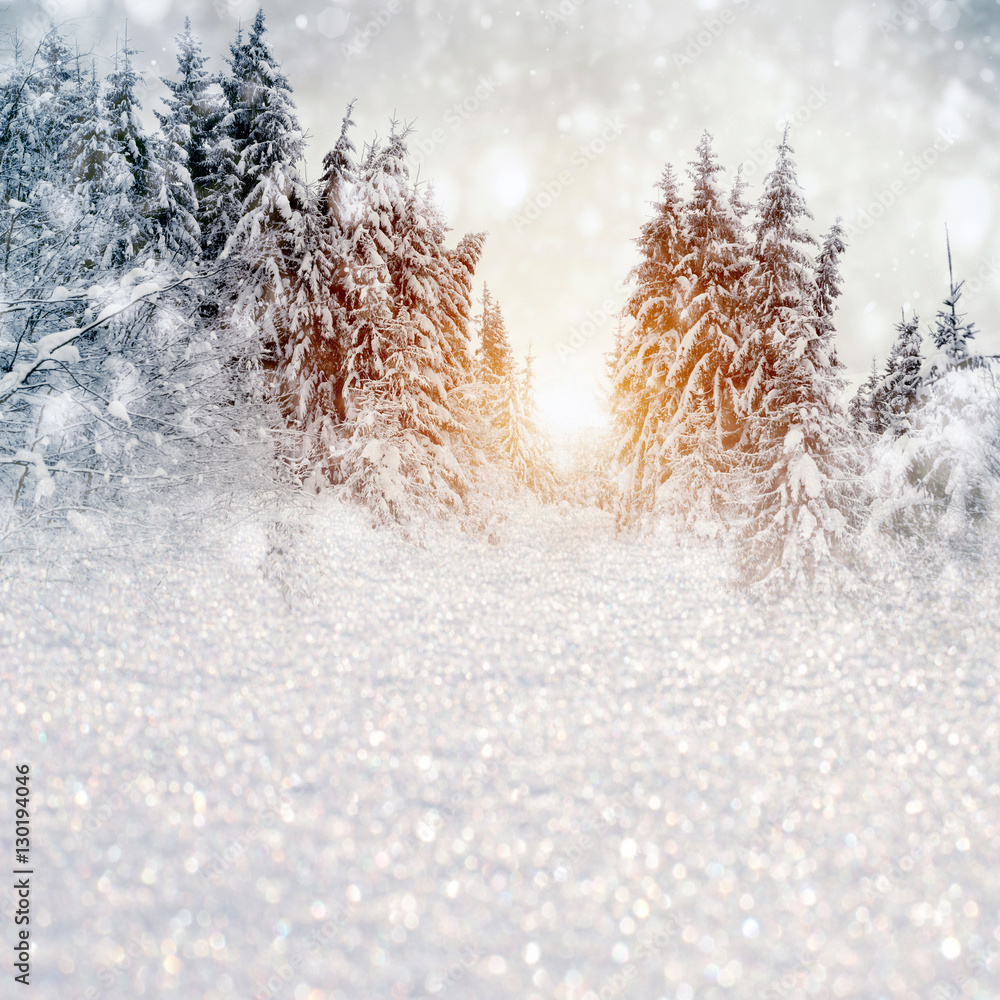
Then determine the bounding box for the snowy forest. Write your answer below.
[5,7,1000,1000]
[2,14,999,594]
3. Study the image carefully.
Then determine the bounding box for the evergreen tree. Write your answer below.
[342,123,410,388]
[848,358,881,432]
[477,285,515,383]
[496,368,541,494]
[892,366,1000,540]
[276,104,360,481]
[332,122,487,528]
[928,231,978,372]
[222,8,306,235]
[66,62,143,270]
[874,313,922,438]
[887,248,999,538]
[30,32,74,96]
[105,33,155,238]
[490,349,555,498]
[474,283,516,459]
[2,30,88,205]
[610,162,688,530]
[153,18,217,259]
[219,10,311,406]
[200,10,311,261]
[814,217,847,320]
[813,217,848,375]
[199,111,242,259]
[663,131,747,530]
[733,133,856,590]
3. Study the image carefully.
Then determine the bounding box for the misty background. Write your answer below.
[3,0,998,429]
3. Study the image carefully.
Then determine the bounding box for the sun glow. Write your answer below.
[536,381,607,435]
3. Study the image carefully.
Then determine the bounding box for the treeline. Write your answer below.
[4,15,997,590]
[0,13,554,548]
[610,131,1000,590]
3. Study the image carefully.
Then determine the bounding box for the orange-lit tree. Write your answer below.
[665,132,749,532]
[475,290,554,498]
[610,163,688,530]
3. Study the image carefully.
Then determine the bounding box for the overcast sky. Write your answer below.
[4,0,999,428]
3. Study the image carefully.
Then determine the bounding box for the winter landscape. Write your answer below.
[2,1,1000,999]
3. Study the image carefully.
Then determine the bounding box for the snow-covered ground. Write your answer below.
[2,500,999,1000]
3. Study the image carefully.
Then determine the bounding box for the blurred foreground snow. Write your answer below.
[2,499,999,1000]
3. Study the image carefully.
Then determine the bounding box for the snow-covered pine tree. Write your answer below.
[496,368,537,491]
[275,105,360,483]
[65,61,143,271]
[873,312,923,438]
[560,429,617,509]
[522,350,557,497]
[342,123,410,389]
[103,31,156,265]
[199,105,242,261]
[848,358,882,432]
[209,10,311,434]
[888,246,1000,539]
[473,283,516,455]
[407,192,487,478]
[30,31,74,95]
[732,131,856,590]
[610,162,688,530]
[477,285,516,384]
[3,31,94,255]
[223,8,306,233]
[928,231,979,372]
[490,348,556,498]
[814,218,847,321]
[336,123,487,529]
[200,11,301,262]
[728,163,753,228]
[659,132,747,532]
[813,217,848,374]
[153,18,216,260]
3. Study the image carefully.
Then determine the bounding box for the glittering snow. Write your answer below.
[3,499,999,1000]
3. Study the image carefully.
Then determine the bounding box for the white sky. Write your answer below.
[4,0,999,430]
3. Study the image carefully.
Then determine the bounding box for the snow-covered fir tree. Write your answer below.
[477,285,516,384]
[848,358,882,433]
[273,105,359,483]
[66,65,141,270]
[732,132,857,590]
[661,131,748,531]
[153,18,217,260]
[103,33,156,264]
[219,8,309,351]
[331,123,487,528]
[873,313,923,438]
[880,249,1000,539]
[811,217,848,381]
[200,12,294,261]
[814,218,847,322]
[496,350,556,498]
[223,9,306,230]
[474,284,516,454]
[928,233,979,372]
[610,163,688,530]
[471,292,554,497]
